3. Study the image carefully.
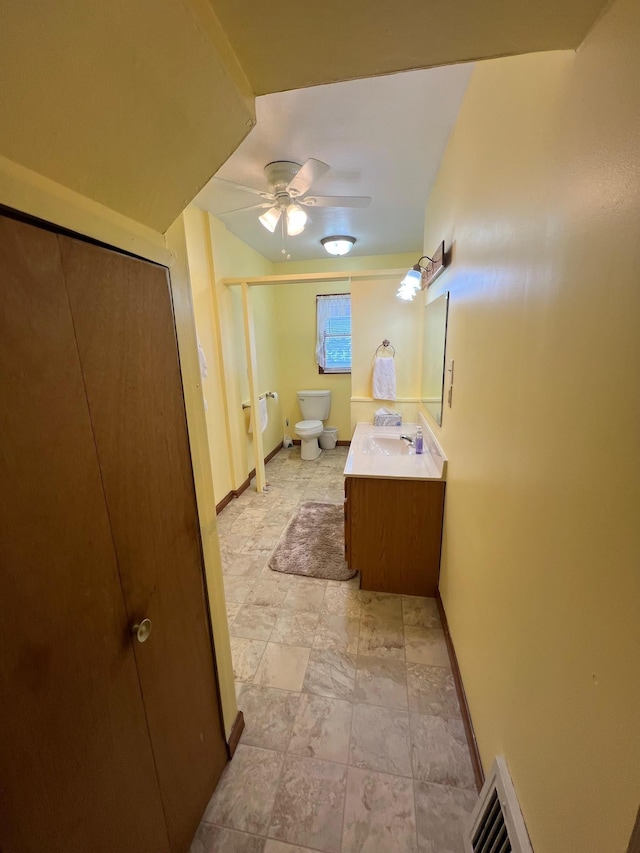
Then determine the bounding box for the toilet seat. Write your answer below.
[295,419,323,436]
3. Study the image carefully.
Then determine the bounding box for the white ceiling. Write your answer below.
[194,64,473,262]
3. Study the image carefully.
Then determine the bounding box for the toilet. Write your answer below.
[295,390,331,460]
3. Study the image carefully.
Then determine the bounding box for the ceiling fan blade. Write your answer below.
[286,158,330,197]
[300,195,372,208]
[216,202,273,215]
[213,176,274,200]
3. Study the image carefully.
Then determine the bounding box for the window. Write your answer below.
[316,293,351,374]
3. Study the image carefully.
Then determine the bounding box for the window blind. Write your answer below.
[316,294,351,373]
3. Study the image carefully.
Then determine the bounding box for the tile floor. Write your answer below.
[192,446,477,853]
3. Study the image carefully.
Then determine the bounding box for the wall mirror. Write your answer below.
[421,292,449,426]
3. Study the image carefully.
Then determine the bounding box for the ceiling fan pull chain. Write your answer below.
[280,214,291,260]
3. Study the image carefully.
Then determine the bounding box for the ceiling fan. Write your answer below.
[213,159,371,236]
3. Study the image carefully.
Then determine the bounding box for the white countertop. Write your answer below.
[344,421,447,481]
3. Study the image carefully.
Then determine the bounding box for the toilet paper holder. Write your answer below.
[242,390,277,410]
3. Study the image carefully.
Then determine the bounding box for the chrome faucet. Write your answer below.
[400,433,415,445]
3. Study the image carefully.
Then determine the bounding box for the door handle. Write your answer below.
[131,618,152,643]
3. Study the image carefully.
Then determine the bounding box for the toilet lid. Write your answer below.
[296,419,322,430]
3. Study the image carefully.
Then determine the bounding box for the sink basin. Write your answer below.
[361,434,412,456]
[344,423,446,480]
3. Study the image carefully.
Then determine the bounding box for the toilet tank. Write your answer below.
[297,390,331,420]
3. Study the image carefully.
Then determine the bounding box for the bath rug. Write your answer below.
[268,501,355,581]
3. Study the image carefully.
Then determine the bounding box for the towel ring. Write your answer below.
[374,339,395,358]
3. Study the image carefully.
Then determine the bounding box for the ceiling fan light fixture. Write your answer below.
[258,207,281,232]
[286,203,308,236]
[321,236,356,256]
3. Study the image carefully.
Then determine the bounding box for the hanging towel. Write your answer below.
[197,337,209,411]
[248,397,269,434]
[372,356,397,401]
[197,339,208,379]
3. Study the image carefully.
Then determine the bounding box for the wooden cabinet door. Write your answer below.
[348,476,445,596]
[59,237,228,852]
[0,216,171,853]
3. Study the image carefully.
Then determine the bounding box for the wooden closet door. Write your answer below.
[59,237,228,852]
[0,216,171,853]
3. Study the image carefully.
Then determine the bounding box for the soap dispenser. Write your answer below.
[415,426,424,454]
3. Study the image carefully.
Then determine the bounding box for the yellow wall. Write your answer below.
[351,274,424,428]
[203,214,281,490]
[420,1,640,850]
[246,285,282,458]
[271,252,416,277]
[0,0,254,232]
[212,0,607,96]
[274,254,418,435]
[183,206,235,502]
[274,280,352,441]
[0,0,609,235]
[185,218,417,488]
[164,215,238,739]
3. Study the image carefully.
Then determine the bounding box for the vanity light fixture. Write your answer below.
[397,257,432,301]
[320,235,356,256]
[396,242,448,301]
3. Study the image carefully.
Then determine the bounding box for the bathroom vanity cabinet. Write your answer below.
[344,475,445,597]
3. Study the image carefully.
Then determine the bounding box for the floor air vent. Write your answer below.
[465,756,534,853]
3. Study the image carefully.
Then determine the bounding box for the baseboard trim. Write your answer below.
[215,492,235,514]
[242,442,283,491]
[436,592,484,792]
[216,443,284,513]
[264,443,283,465]
[226,710,244,758]
[231,476,251,500]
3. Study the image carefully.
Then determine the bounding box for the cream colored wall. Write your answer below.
[419,2,640,850]
[164,216,238,739]
[183,206,235,502]
[185,206,282,504]
[274,281,352,441]
[247,285,282,457]
[0,0,609,234]
[351,275,424,429]
[204,215,281,485]
[212,0,608,96]
[274,254,418,436]
[0,0,254,232]
[271,252,416,276]
[187,226,416,483]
